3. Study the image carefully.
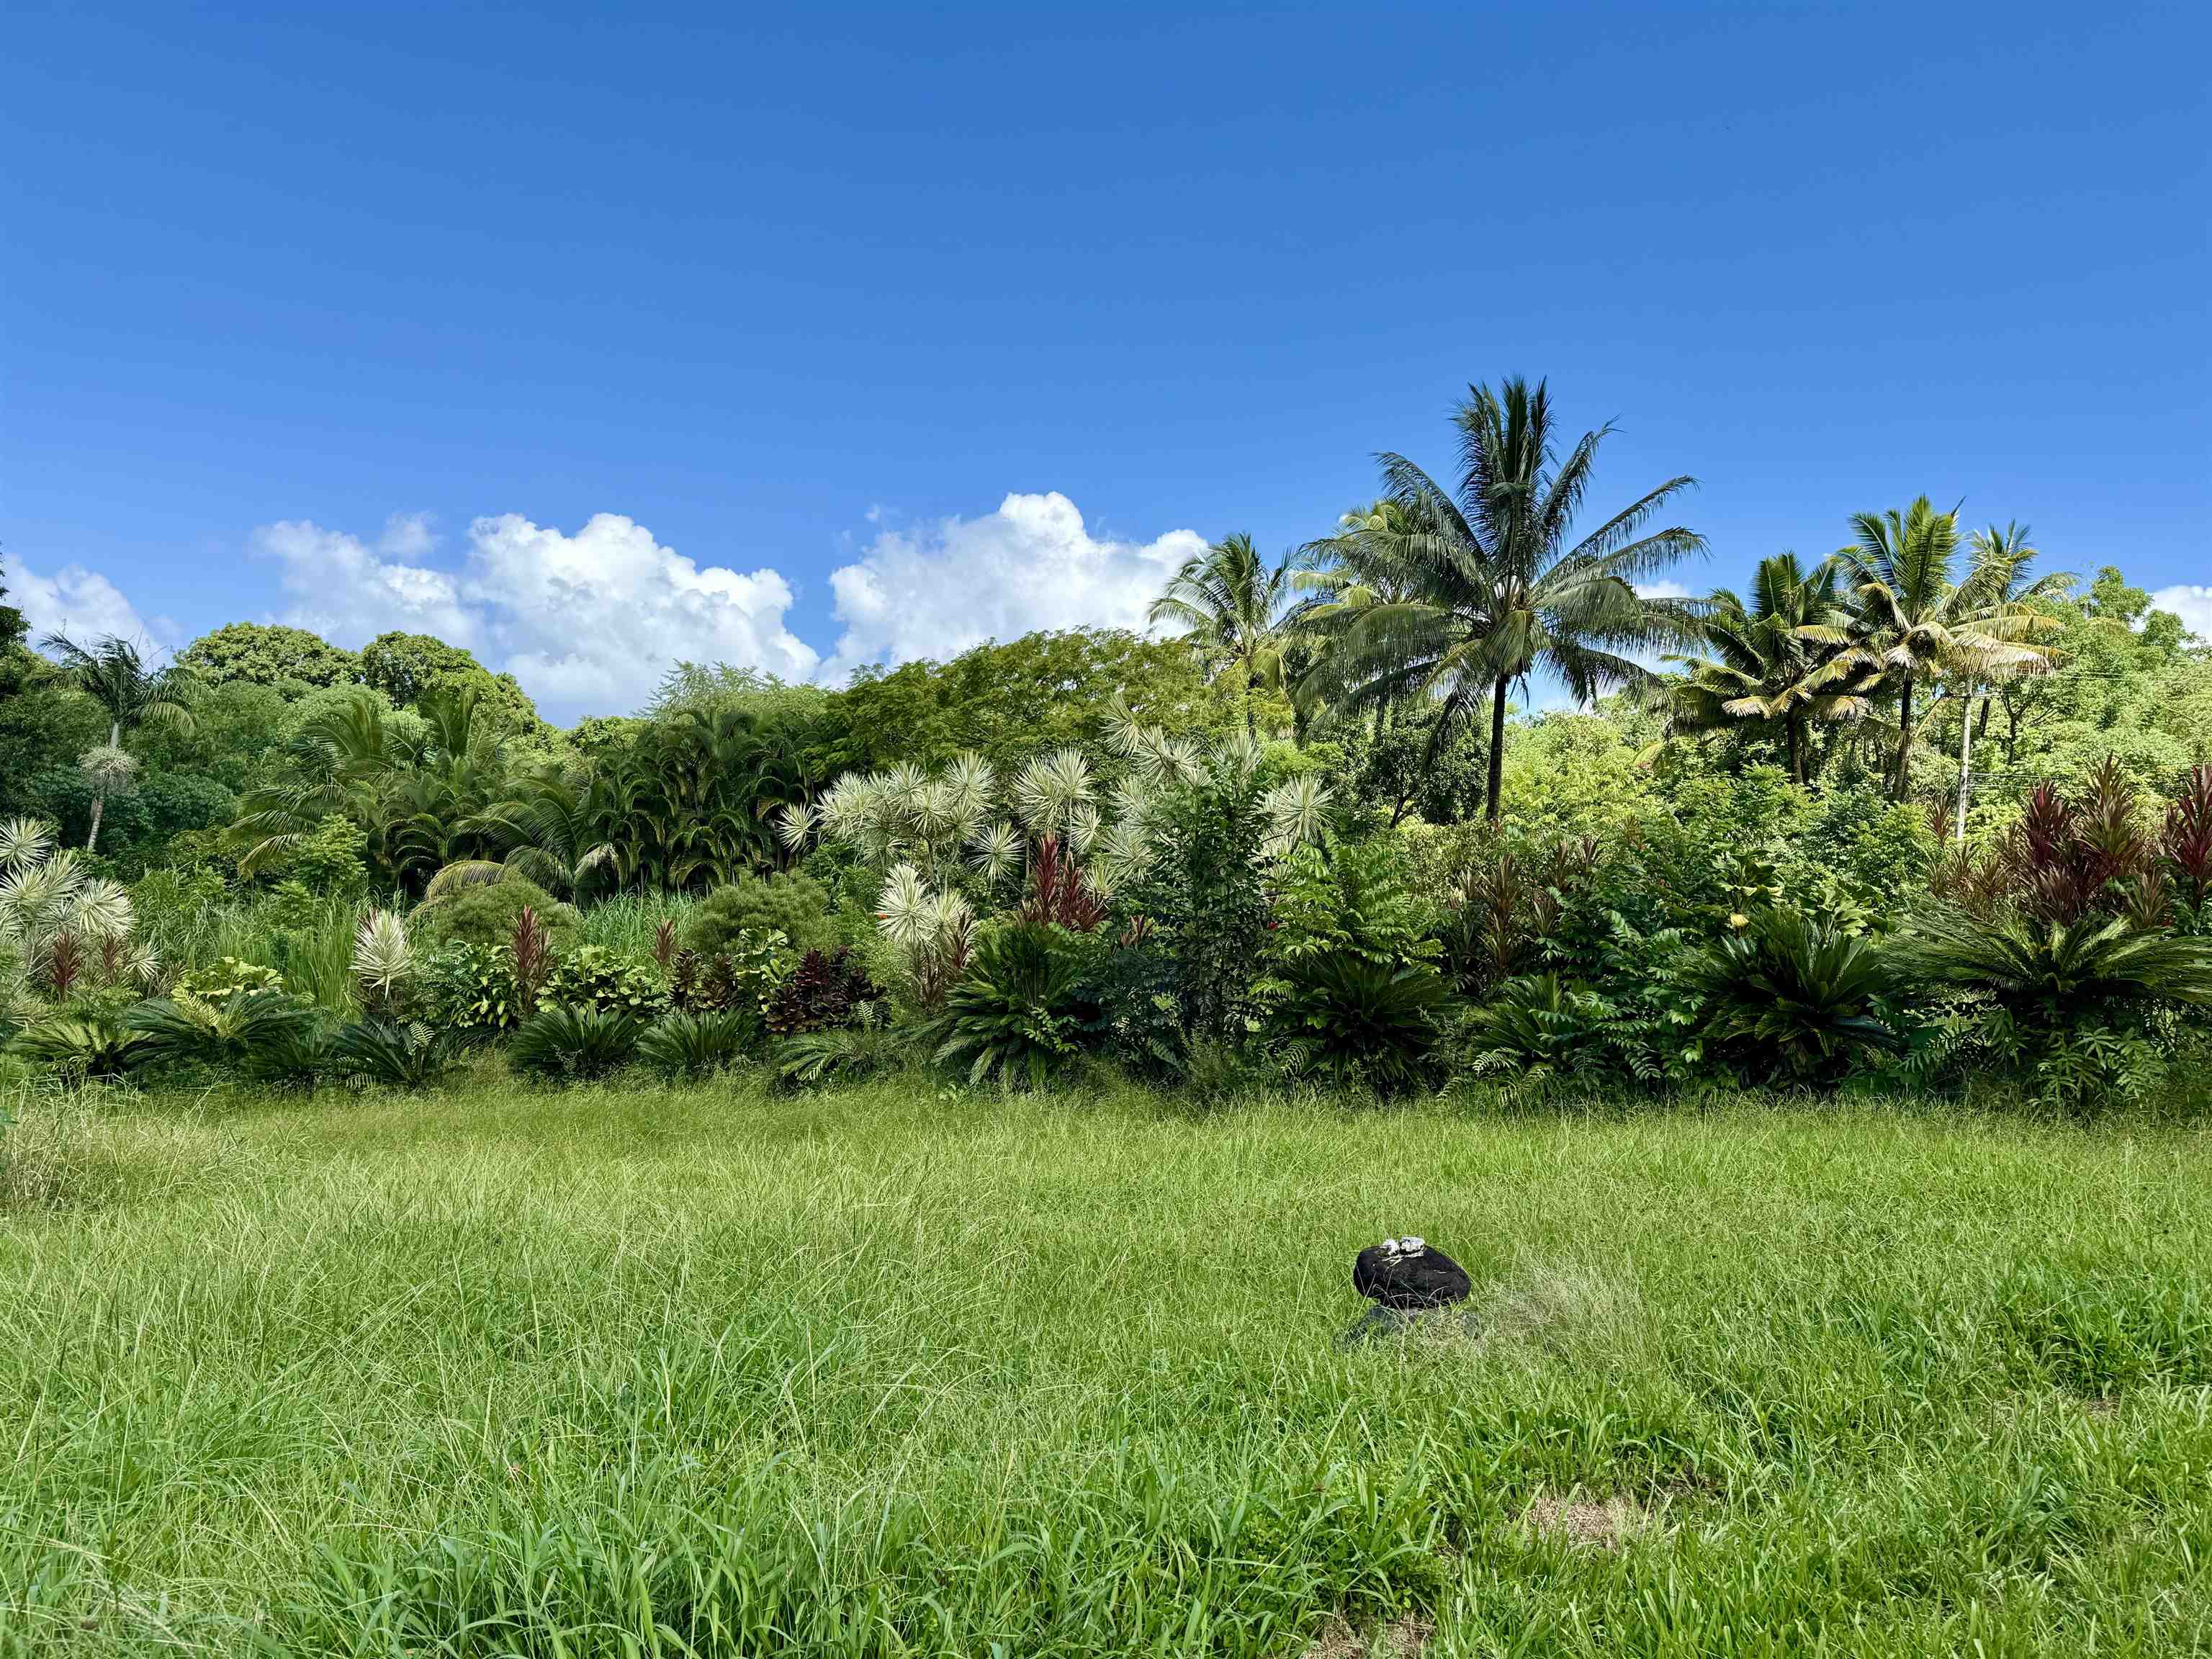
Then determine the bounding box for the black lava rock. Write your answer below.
[1353,1238,1470,1310]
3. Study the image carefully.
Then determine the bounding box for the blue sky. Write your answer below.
[6,2,2208,722]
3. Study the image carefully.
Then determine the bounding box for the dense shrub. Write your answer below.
[335,1019,467,1088]
[125,990,321,1070]
[668,934,791,1020]
[415,943,526,1033]
[765,948,879,1035]
[1270,952,1449,1094]
[287,814,373,899]
[776,1011,908,1089]
[682,873,837,959]
[1462,974,1616,1087]
[934,923,1088,1089]
[510,1005,642,1079]
[544,945,670,1018]
[637,1010,754,1077]
[1692,909,1906,1084]
[413,878,581,955]
[9,1015,147,1082]
[172,958,284,1004]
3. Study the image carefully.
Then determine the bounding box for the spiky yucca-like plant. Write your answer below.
[351,909,415,1017]
[1898,909,2212,1028]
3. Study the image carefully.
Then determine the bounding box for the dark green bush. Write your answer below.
[1272,953,1449,1094]
[335,1019,467,1088]
[125,990,322,1070]
[413,878,581,955]
[682,873,837,959]
[9,1015,147,1082]
[934,923,1088,1089]
[510,1005,642,1080]
[1693,908,1905,1084]
[414,943,525,1033]
[637,1010,755,1077]
[1462,973,1614,1086]
[775,1010,907,1089]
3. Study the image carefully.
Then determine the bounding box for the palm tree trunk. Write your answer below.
[1892,672,1916,804]
[1484,676,1509,825]
[1788,714,1805,786]
[85,719,120,852]
[1954,689,1977,844]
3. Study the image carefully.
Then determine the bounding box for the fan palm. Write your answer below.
[1148,533,1294,735]
[1292,378,1705,823]
[1832,499,2058,802]
[1669,554,1872,783]
[37,632,197,850]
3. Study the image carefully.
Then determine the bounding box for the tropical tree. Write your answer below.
[1832,498,2057,803]
[1148,533,1295,735]
[1293,377,1705,823]
[37,632,197,850]
[1669,554,1872,783]
[1946,522,2073,834]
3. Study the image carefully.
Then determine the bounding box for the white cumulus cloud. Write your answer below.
[823,491,1209,680]
[254,510,817,721]
[2149,584,2212,641]
[6,555,168,648]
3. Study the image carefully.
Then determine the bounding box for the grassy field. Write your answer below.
[2,1071,2209,1656]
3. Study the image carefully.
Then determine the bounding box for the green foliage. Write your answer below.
[1119,761,1270,1042]
[288,814,372,899]
[9,1014,148,1081]
[774,1008,908,1089]
[934,922,1087,1089]
[413,944,524,1033]
[333,1020,467,1088]
[1693,909,1907,1083]
[413,878,582,955]
[820,629,1233,775]
[509,1004,642,1080]
[637,1010,755,1078]
[681,873,836,959]
[1462,973,1614,1087]
[1900,909,2212,1029]
[1264,837,1439,969]
[359,632,541,734]
[176,623,360,691]
[541,945,670,1019]
[1270,953,1449,1093]
[172,957,284,1004]
[125,990,320,1070]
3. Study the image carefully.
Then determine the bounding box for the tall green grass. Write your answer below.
[2,1079,2208,1654]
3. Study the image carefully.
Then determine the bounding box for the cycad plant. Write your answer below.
[509,1004,642,1081]
[932,923,1087,1089]
[1292,377,1706,822]
[1693,909,1905,1083]
[1898,908,2212,1030]
[1272,953,1449,1094]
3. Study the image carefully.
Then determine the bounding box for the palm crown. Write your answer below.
[1292,377,1705,821]
[1147,532,1294,735]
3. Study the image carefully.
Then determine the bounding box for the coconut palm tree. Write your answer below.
[37,632,197,851]
[1669,554,1874,783]
[1946,522,2074,837]
[1292,378,1705,823]
[1148,533,1294,736]
[1833,499,2057,803]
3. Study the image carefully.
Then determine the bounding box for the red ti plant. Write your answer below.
[2164,765,2212,916]
[45,932,83,999]
[511,904,553,1016]
[652,917,678,971]
[1017,835,1107,932]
